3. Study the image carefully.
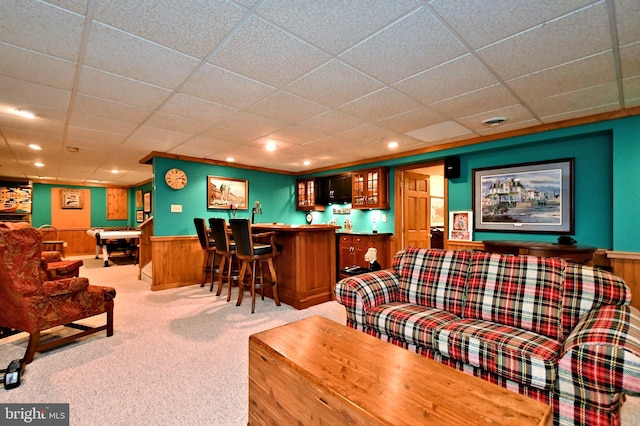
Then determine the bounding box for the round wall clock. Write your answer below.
[306,213,313,224]
[164,168,187,190]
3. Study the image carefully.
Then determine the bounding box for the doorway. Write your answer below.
[393,162,446,251]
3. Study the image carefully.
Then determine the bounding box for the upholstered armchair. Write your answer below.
[41,250,83,279]
[0,227,116,364]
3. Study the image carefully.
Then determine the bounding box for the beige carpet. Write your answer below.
[1,256,638,425]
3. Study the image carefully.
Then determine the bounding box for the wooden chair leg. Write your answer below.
[215,255,227,295]
[268,258,280,306]
[23,332,41,365]
[107,309,114,336]
[236,261,248,307]
[251,260,257,314]
[226,256,234,302]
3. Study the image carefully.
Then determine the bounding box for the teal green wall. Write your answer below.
[152,157,298,237]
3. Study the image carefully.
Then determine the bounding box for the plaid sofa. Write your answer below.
[335,247,640,425]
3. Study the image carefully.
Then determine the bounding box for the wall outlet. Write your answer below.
[381,214,387,223]
[170,204,182,213]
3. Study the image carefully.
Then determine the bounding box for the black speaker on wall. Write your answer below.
[444,156,460,179]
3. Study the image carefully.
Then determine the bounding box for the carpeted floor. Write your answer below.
[1,256,638,425]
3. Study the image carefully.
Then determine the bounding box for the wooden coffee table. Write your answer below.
[248,315,551,426]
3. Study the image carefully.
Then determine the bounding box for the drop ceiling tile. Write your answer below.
[45,0,88,15]
[223,110,289,136]
[430,0,594,49]
[429,84,521,120]
[160,93,237,124]
[340,8,467,84]
[69,112,137,135]
[303,135,375,159]
[210,16,330,88]
[1,127,64,148]
[336,123,398,145]
[620,42,640,79]
[94,0,245,58]
[200,125,261,145]
[257,0,418,55]
[478,2,611,80]
[0,1,84,61]
[172,137,239,160]
[532,82,621,120]
[298,110,367,134]
[286,60,383,108]
[406,121,474,143]
[615,0,640,46]
[145,112,211,136]
[456,104,539,132]
[336,87,422,122]
[0,76,71,110]
[246,91,328,124]
[0,111,66,136]
[267,125,327,145]
[77,67,172,109]
[129,126,192,146]
[124,134,182,153]
[394,54,499,105]
[377,107,448,134]
[84,22,199,89]
[623,75,640,105]
[65,127,128,148]
[506,52,616,102]
[180,64,276,109]
[0,44,76,90]
[73,94,151,123]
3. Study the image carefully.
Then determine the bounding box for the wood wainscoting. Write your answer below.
[56,228,99,256]
[150,235,202,291]
[607,252,640,310]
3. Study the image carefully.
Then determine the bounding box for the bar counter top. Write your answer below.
[252,223,341,232]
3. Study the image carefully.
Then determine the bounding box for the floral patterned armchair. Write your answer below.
[0,227,116,364]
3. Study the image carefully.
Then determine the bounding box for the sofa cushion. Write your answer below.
[365,302,460,349]
[432,318,561,391]
[463,252,565,341]
[561,263,630,339]
[396,247,471,316]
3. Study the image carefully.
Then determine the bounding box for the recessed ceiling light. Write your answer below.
[111,169,120,174]
[266,142,276,152]
[34,162,44,167]
[28,144,42,150]
[226,157,235,162]
[482,117,509,127]
[388,141,398,149]
[66,146,79,153]
[303,160,311,166]
[14,109,37,119]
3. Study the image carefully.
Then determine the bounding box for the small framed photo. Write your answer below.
[449,211,473,241]
[143,191,151,213]
[136,210,144,223]
[136,189,143,208]
[61,189,82,209]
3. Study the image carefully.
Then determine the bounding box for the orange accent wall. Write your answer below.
[51,188,91,229]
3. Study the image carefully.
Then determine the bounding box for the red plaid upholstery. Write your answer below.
[463,252,565,341]
[396,247,470,316]
[432,318,561,390]
[334,248,638,426]
[561,263,631,339]
[365,302,460,348]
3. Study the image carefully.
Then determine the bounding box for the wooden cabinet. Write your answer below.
[351,167,389,209]
[338,233,390,278]
[296,178,324,211]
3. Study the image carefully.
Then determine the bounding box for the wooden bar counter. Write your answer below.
[251,224,340,309]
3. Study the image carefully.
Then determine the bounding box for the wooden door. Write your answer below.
[403,172,431,248]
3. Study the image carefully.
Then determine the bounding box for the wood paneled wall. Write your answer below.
[150,236,202,291]
[57,228,98,256]
[608,252,640,310]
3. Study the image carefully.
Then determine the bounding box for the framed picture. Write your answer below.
[136,189,143,208]
[143,192,151,213]
[207,176,248,209]
[473,158,574,233]
[430,197,444,227]
[449,211,473,241]
[136,210,144,223]
[61,189,82,209]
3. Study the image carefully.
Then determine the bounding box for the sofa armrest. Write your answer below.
[43,277,89,297]
[334,269,399,330]
[558,305,640,397]
[42,251,62,262]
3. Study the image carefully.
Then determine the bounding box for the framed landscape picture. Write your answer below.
[473,158,574,233]
[207,176,248,210]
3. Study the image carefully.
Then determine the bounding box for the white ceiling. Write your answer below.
[1,0,639,186]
